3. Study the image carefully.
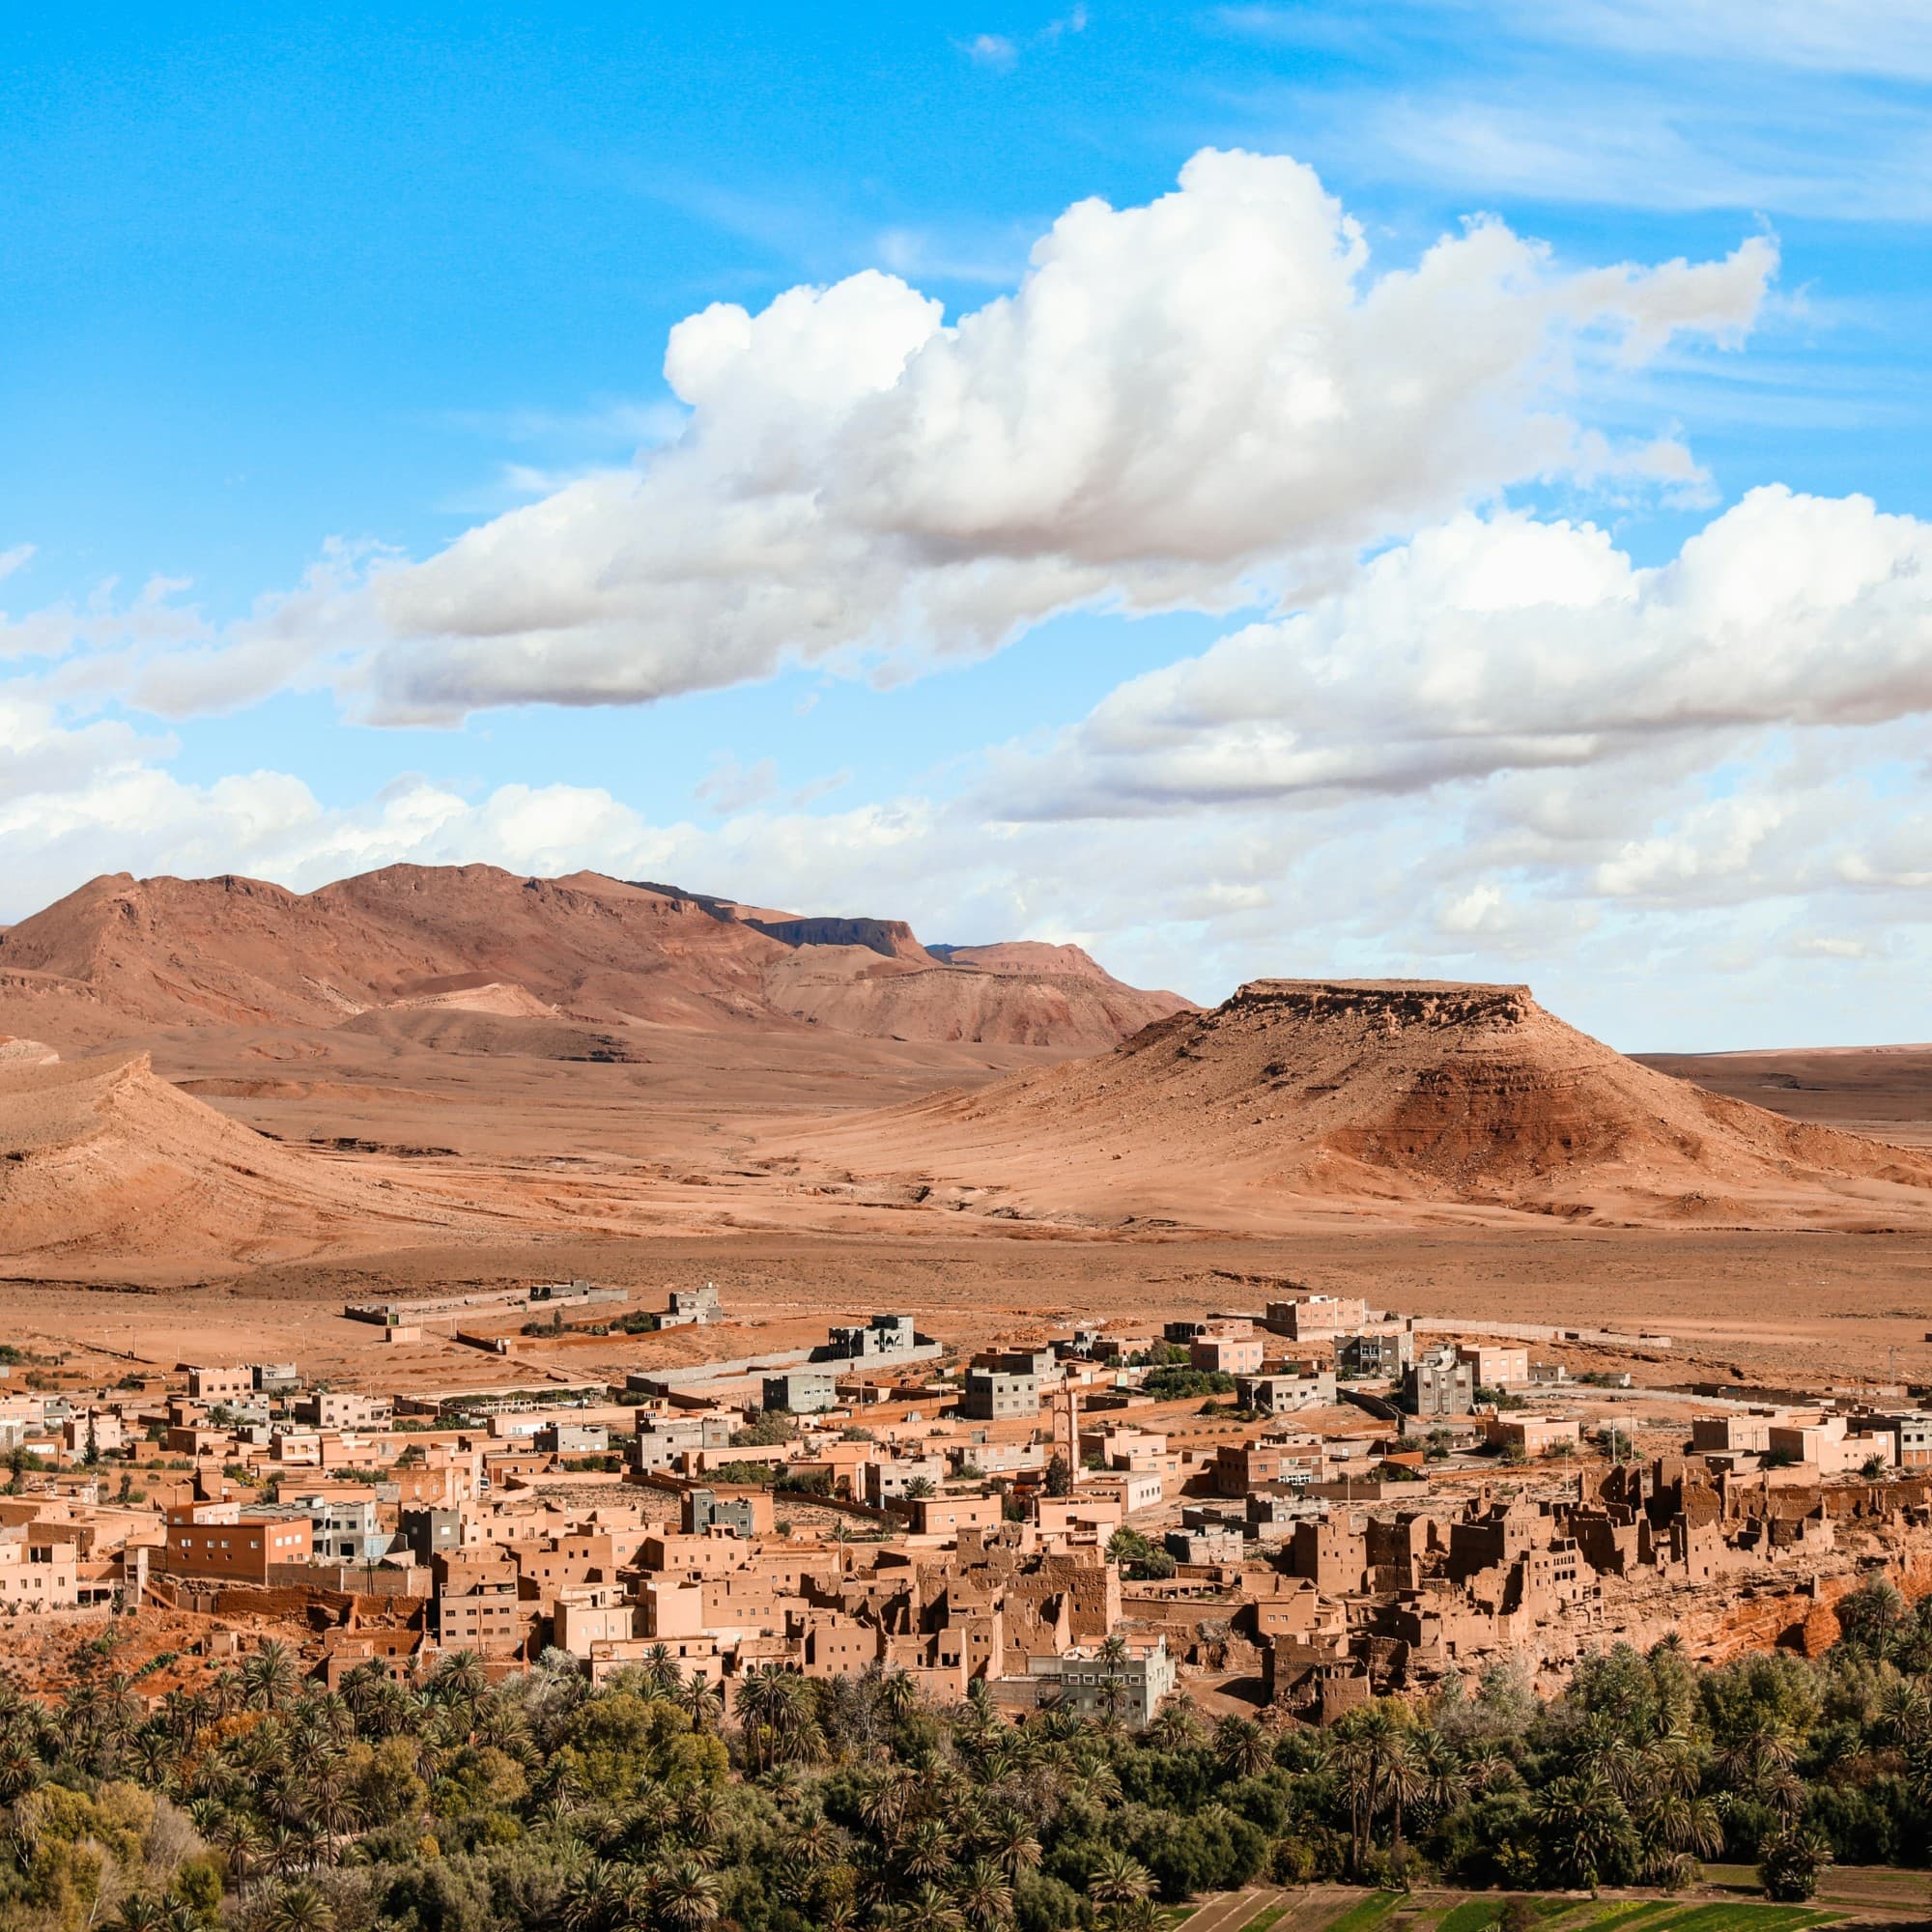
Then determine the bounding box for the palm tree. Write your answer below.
[1147,1699,1206,1752]
[1641,1790,1724,1861]
[881,1669,921,1721]
[954,1858,1014,1930]
[680,1674,724,1734]
[431,1649,489,1722]
[862,1765,922,1841]
[260,1881,337,1932]
[1381,1731,1427,1861]
[651,1857,724,1931]
[110,1894,171,1932]
[211,1808,266,1881]
[1088,1849,1155,1927]
[786,1817,844,1873]
[243,1640,298,1713]
[895,1883,966,1932]
[643,1643,684,1697]
[900,1816,956,1884]
[980,1808,1041,1880]
[1759,1826,1833,1903]
[1213,1715,1273,1777]
[1534,1773,1632,1889]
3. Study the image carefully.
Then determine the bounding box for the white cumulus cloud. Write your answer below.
[993,487,1932,818]
[360,149,1775,721]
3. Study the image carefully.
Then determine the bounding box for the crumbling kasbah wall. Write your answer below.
[1587,1469,1932,1666]
[1685,1546,1932,1664]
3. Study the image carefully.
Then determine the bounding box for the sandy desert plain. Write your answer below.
[0,861,1928,1399]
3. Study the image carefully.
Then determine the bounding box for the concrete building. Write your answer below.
[540,1421,611,1454]
[1192,1335,1265,1376]
[1337,1330,1413,1378]
[763,1370,840,1414]
[1236,1369,1337,1415]
[432,1552,526,1653]
[1878,1412,1932,1469]
[293,1391,393,1430]
[631,1412,734,1472]
[820,1314,919,1361]
[186,1366,253,1404]
[962,1368,1040,1421]
[1769,1414,1895,1476]
[1264,1295,1369,1341]
[866,1455,948,1503]
[1458,1344,1531,1389]
[1691,1412,1774,1456]
[0,1529,78,1610]
[663,1285,724,1327]
[292,1493,390,1565]
[1026,1637,1175,1727]
[1165,1527,1246,1566]
[398,1507,463,1566]
[1403,1347,1475,1419]
[1485,1413,1581,1458]
[684,1487,774,1538]
[161,1505,313,1582]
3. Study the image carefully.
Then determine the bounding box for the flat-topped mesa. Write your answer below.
[1225,979,1538,1032]
[806,964,1932,1227]
[747,916,929,962]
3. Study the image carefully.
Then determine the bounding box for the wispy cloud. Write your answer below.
[958,7,1089,71]
[961,33,1019,70]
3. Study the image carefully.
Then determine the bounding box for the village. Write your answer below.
[2,1281,1929,1723]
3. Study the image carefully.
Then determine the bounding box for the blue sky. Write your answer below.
[4,3,1931,1048]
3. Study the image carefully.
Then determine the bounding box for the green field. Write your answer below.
[1190,1893,1845,1932]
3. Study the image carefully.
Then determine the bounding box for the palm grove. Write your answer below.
[4,1579,1932,1932]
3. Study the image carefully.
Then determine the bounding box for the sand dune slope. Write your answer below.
[784,979,1932,1229]
[0,1052,507,1269]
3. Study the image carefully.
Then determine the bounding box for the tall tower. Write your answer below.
[1055,1379,1080,1467]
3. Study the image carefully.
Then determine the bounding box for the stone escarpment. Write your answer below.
[788,977,1932,1229]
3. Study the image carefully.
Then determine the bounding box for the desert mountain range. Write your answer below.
[3,868,1930,1279]
[0,864,1188,1052]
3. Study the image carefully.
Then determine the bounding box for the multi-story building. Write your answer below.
[962,1367,1039,1421]
[0,1529,78,1610]
[1458,1344,1531,1389]
[1691,1412,1774,1455]
[290,1493,391,1565]
[866,1455,948,1503]
[398,1506,463,1566]
[1191,1335,1265,1376]
[1877,1412,1932,1469]
[1403,1347,1474,1418]
[663,1285,724,1327]
[1026,1638,1175,1728]
[763,1370,839,1414]
[186,1366,253,1404]
[1236,1369,1337,1414]
[161,1505,313,1582]
[1165,1527,1246,1566]
[431,1551,526,1653]
[1337,1330,1411,1378]
[1264,1295,1369,1341]
[821,1314,919,1360]
[540,1421,611,1454]
[293,1391,393,1430]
